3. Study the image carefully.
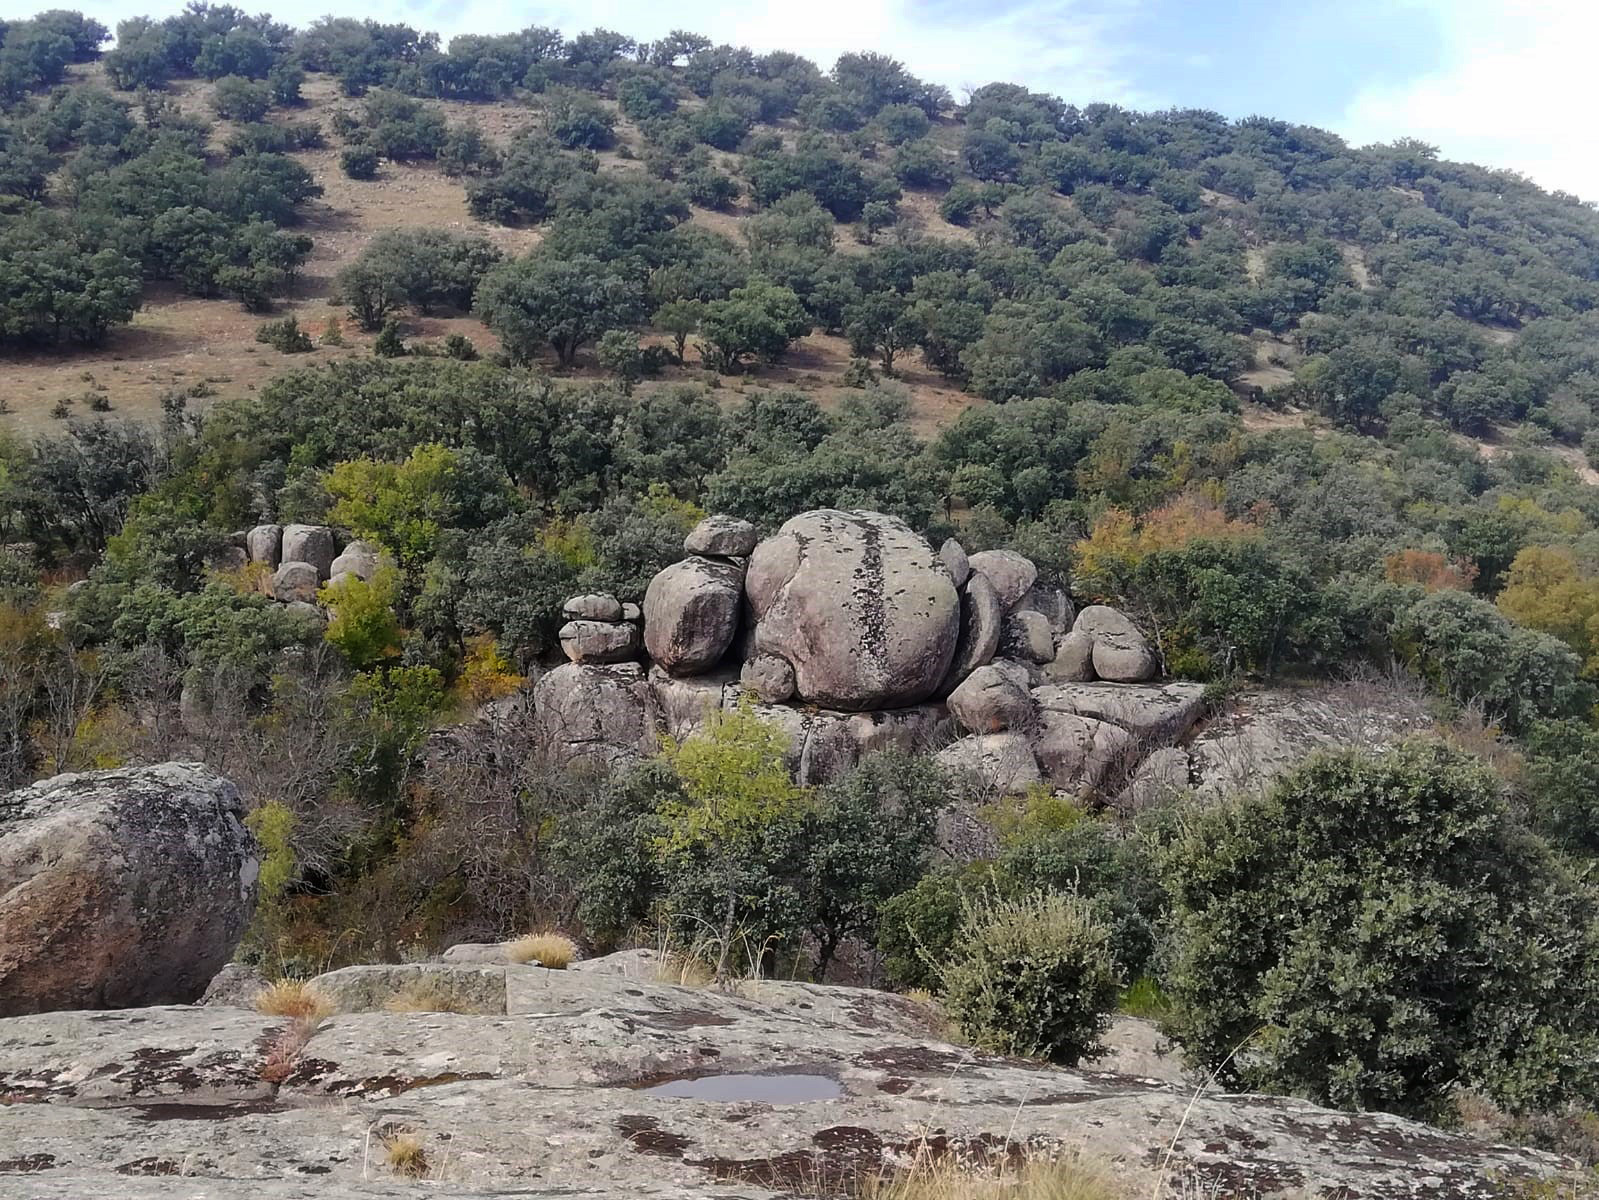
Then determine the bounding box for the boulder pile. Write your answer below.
[535,509,1182,793]
[243,522,391,622]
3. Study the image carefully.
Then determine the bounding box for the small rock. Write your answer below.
[558,620,640,664]
[621,601,642,622]
[563,593,624,622]
[1076,605,1158,683]
[271,561,319,604]
[948,663,1034,733]
[741,653,797,703]
[684,514,758,557]
[967,549,1038,610]
[200,962,268,1008]
[1000,609,1055,664]
[938,538,970,587]
[1046,629,1097,681]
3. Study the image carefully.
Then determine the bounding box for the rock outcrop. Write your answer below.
[280,524,337,579]
[532,662,661,767]
[0,763,259,1017]
[0,950,1560,1198]
[1074,605,1159,683]
[644,556,743,676]
[746,510,959,710]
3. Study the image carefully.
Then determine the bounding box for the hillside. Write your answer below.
[10,11,1599,1196]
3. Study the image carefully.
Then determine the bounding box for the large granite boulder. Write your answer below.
[1034,711,1138,793]
[947,662,1034,734]
[1074,605,1158,683]
[1032,681,1207,744]
[564,593,624,622]
[745,510,959,710]
[0,763,259,1017]
[936,731,1043,792]
[270,560,319,604]
[1045,629,1096,681]
[532,662,661,767]
[245,523,282,567]
[967,548,1037,610]
[684,514,757,557]
[938,537,970,587]
[1000,609,1055,664]
[328,540,386,582]
[643,556,744,676]
[281,524,337,579]
[944,571,1003,687]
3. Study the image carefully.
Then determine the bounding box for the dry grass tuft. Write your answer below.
[655,951,716,988]
[864,1155,1127,1200]
[254,979,335,1021]
[507,931,578,969]
[383,979,467,1014]
[383,1131,428,1178]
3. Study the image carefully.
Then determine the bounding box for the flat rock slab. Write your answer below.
[1032,681,1207,743]
[0,954,1561,1198]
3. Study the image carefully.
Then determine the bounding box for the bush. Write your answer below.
[1162,740,1599,1122]
[255,316,314,353]
[940,890,1119,1065]
[211,75,272,122]
[373,320,406,358]
[341,145,379,179]
[441,332,478,360]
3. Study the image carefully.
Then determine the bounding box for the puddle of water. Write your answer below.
[641,1072,842,1103]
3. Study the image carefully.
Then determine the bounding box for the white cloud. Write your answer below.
[1337,0,1599,202]
[78,0,1153,106]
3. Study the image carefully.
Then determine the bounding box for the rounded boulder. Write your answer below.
[0,763,260,1016]
[745,509,959,711]
[643,556,745,676]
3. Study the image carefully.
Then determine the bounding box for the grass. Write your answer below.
[506,931,578,968]
[863,1155,1126,1200]
[1119,976,1172,1021]
[383,1131,428,1178]
[254,978,335,1020]
[383,979,469,1013]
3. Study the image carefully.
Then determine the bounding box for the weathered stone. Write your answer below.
[329,539,385,582]
[621,601,642,622]
[308,963,509,1015]
[325,570,358,591]
[644,555,744,676]
[0,951,1555,1199]
[938,537,970,587]
[747,510,959,711]
[0,763,259,1017]
[245,523,283,567]
[1015,581,1075,633]
[948,663,1034,734]
[532,662,660,768]
[270,560,319,604]
[740,653,796,703]
[563,593,624,622]
[205,544,248,572]
[283,599,325,626]
[280,524,337,579]
[967,548,1038,610]
[558,619,640,664]
[1032,681,1207,744]
[684,513,757,557]
[199,962,267,1007]
[648,664,738,740]
[1115,746,1193,813]
[935,731,1043,793]
[1046,628,1097,681]
[1075,605,1158,683]
[945,571,1003,687]
[1033,710,1139,793]
[440,941,510,965]
[1000,609,1056,664]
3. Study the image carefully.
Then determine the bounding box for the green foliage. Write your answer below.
[699,279,811,372]
[320,567,402,669]
[340,144,378,179]
[941,891,1120,1065]
[336,228,501,328]
[254,315,313,353]
[475,252,641,367]
[211,74,271,121]
[372,319,406,357]
[1162,740,1599,1122]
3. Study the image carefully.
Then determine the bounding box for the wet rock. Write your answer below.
[644,556,744,676]
[0,763,259,1016]
[684,514,757,557]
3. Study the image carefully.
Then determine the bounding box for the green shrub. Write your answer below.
[341,145,379,180]
[373,320,406,358]
[940,890,1120,1065]
[1162,740,1599,1122]
[441,332,478,360]
[254,316,314,353]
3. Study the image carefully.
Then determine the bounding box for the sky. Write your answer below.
[64,0,1599,202]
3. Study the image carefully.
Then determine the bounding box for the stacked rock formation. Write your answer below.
[242,523,392,621]
[529,509,1190,795]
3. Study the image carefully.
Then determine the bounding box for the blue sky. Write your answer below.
[66,0,1599,201]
